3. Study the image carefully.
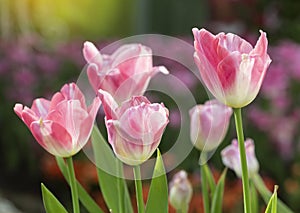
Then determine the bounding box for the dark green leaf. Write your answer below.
[41,183,68,213]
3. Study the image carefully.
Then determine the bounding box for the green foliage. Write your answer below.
[41,183,68,213]
[265,185,278,213]
[210,169,227,213]
[91,125,133,213]
[145,149,168,213]
[55,157,104,213]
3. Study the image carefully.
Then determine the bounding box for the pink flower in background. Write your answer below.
[98,89,169,166]
[221,138,259,178]
[83,42,169,104]
[14,83,101,157]
[193,28,271,108]
[189,99,232,151]
[169,170,193,211]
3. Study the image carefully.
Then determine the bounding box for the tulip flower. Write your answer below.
[221,138,259,178]
[193,28,271,108]
[169,170,193,211]
[98,89,169,166]
[83,42,169,104]
[189,99,232,151]
[14,83,101,157]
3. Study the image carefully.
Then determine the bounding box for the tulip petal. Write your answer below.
[31,98,50,118]
[87,63,102,93]
[47,100,89,144]
[21,106,40,127]
[60,83,87,109]
[98,89,118,119]
[14,103,24,119]
[88,96,101,119]
[83,41,103,67]
[30,120,73,157]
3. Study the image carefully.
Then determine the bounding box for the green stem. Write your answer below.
[250,180,258,213]
[176,204,188,213]
[117,160,124,213]
[66,157,80,213]
[133,166,145,213]
[233,108,251,213]
[201,164,210,213]
[252,174,294,213]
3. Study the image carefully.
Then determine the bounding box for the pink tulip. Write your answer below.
[193,28,271,108]
[14,83,101,157]
[98,89,169,166]
[83,42,169,104]
[189,100,232,151]
[221,138,259,178]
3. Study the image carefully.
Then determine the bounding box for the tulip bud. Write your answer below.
[221,138,259,178]
[169,170,193,211]
[99,89,169,166]
[14,83,101,157]
[193,28,271,108]
[189,99,232,151]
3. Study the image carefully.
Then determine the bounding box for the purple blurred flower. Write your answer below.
[221,138,259,178]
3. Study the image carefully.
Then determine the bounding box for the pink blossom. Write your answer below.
[14,83,101,157]
[98,89,169,166]
[189,99,232,151]
[221,138,259,178]
[193,28,271,108]
[83,42,168,104]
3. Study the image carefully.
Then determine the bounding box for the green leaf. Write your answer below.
[55,157,104,213]
[210,169,227,213]
[252,174,294,213]
[265,185,278,213]
[145,149,168,213]
[91,125,133,213]
[41,183,68,213]
[203,163,216,194]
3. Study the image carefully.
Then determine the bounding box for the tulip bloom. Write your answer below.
[193,28,271,108]
[169,170,193,211]
[83,42,169,104]
[189,100,232,151]
[221,138,259,178]
[14,83,101,157]
[98,89,169,166]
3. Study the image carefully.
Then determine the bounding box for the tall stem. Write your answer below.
[233,108,251,213]
[199,154,210,213]
[66,157,80,213]
[117,159,124,213]
[201,165,210,213]
[133,166,145,213]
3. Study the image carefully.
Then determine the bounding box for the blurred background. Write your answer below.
[1,0,300,212]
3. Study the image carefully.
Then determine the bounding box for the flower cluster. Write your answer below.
[13,27,295,213]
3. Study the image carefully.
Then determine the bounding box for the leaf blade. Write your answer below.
[91,125,133,213]
[145,149,168,213]
[210,169,227,213]
[41,183,68,213]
